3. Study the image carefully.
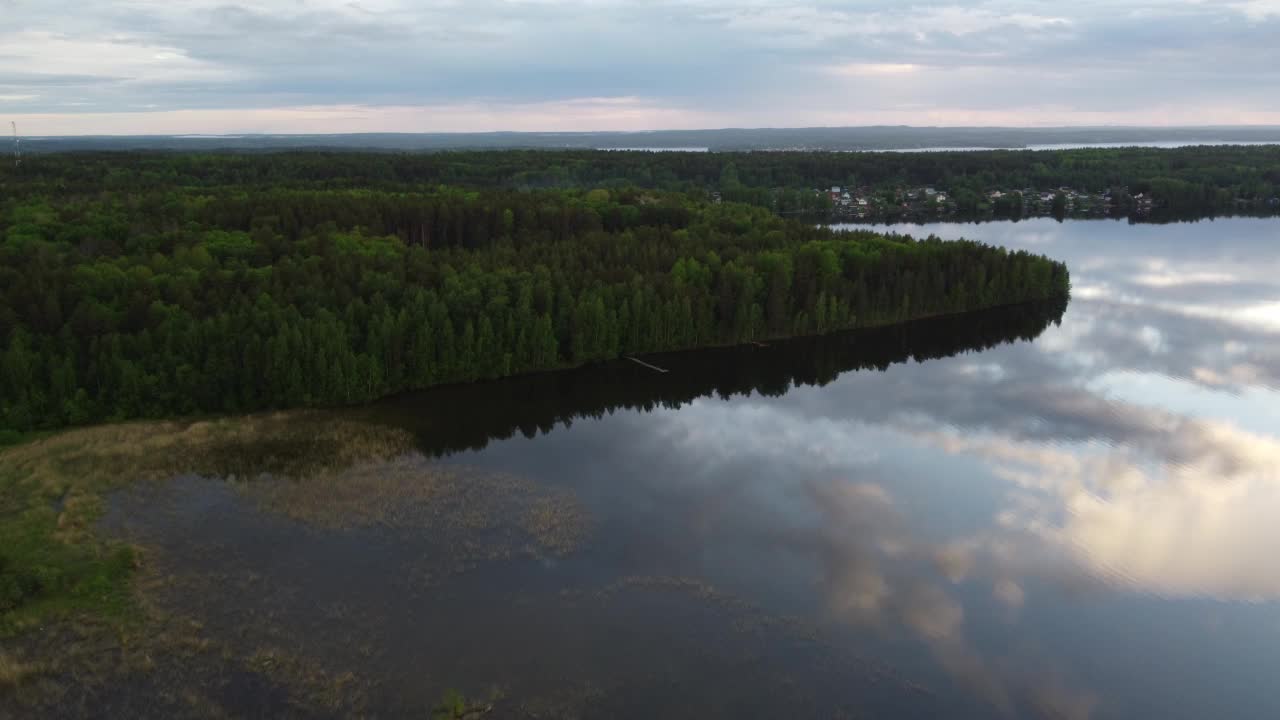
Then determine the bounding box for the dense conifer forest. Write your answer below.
[0,154,1070,434]
[6,144,1278,216]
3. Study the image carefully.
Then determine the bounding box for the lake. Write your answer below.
[86,217,1280,718]
[877,141,1280,152]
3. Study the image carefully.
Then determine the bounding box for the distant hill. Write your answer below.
[14,125,1280,153]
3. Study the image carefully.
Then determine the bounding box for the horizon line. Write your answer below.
[10,123,1280,140]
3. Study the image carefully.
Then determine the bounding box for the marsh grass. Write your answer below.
[0,410,414,716]
[0,411,416,632]
[240,457,589,565]
[2,408,592,716]
[432,686,502,720]
[1,534,381,717]
[0,489,138,634]
[0,652,45,689]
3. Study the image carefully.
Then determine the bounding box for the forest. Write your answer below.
[0,157,1070,434]
[5,144,1279,217]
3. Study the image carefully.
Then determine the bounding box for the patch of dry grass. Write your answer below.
[1,409,420,639]
[1,410,416,501]
[0,652,44,689]
[241,456,590,568]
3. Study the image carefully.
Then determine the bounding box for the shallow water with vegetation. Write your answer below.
[4,217,1280,718]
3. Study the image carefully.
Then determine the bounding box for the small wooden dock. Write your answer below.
[626,356,669,373]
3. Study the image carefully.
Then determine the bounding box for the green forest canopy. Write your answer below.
[0,157,1070,434]
[5,144,1279,215]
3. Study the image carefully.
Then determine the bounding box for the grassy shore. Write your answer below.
[0,406,600,717]
[1,412,418,637]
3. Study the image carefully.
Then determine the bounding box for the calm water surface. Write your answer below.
[883,140,1280,152]
[104,217,1280,718]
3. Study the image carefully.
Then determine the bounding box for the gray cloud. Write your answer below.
[2,1,1278,131]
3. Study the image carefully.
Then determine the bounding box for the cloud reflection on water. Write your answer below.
[652,398,1098,718]
[655,218,1280,717]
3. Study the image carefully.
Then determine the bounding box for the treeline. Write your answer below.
[4,145,1278,215]
[0,179,1069,434]
[369,297,1069,458]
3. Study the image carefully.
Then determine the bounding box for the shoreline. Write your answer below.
[0,294,1069,449]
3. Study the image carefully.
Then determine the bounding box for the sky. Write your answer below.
[3,0,1280,135]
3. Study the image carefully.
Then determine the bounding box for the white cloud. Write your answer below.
[913,6,1071,35]
[705,4,1069,44]
[1132,270,1239,287]
[1232,0,1280,21]
[1136,325,1167,354]
[829,63,922,76]
[1192,364,1266,387]
[0,30,236,84]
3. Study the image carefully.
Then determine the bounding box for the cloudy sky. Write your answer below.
[3,0,1280,134]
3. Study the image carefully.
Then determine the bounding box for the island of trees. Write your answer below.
[0,154,1070,435]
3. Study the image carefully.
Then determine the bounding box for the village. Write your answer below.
[817,184,1157,220]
